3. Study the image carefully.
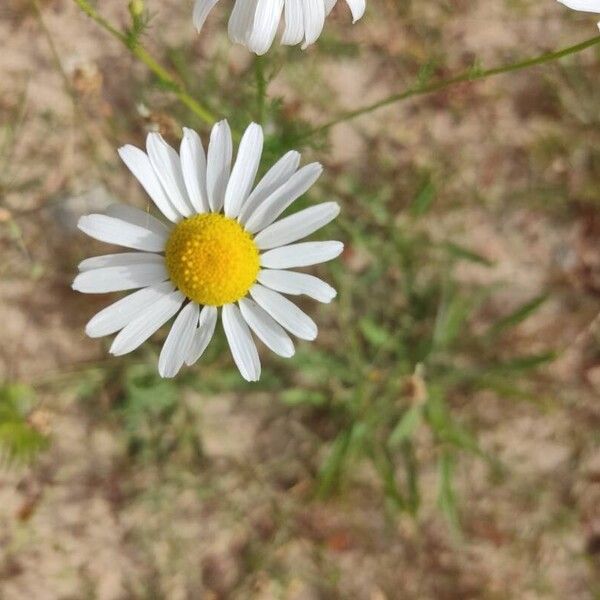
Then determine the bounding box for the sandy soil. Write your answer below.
[1,0,599,598]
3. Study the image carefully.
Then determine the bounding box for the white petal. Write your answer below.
[257,269,336,303]
[250,284,317,340]
[85,282,175,338]
[224,123,264,218]
[110,290,185,356]
[206,120,233,212]
[239,298,295,357]
[244,162,322,233]
[238,150,300,224]
[325,0,337,15]
[185,305,218,365]
[180,127,209,213]
[78,252,164,272]
[282,0,304,44]
[118,145,180,223]
[558,0,600,12]
[228,0,258,44]
[78,214,167,252]
[260,240,343,268]
[146,133,193,217]
[72,263,169,293]
[248,0,284,55]
[194,0,220,31]
[222,303,261,381]
[345,0,365,22]
[158,302,199,378]
[105,204,169,236]
[302,0,325,48]
[254,201,340,249]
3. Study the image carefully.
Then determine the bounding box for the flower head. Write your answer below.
[194,0,366,55]
[73,121,342,381]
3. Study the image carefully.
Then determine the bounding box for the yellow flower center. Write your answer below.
[165,213,260,307]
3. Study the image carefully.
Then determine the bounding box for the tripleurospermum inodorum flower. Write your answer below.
[194,0,366,55]
[73,121,342,381]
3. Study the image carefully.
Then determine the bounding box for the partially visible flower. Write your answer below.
[73,121,343,382]
[194,0,366,55]
[557,0,600,26]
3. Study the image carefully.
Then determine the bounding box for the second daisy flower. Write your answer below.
[194,0,366,54]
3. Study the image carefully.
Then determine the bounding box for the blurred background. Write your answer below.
[1,0,600,598]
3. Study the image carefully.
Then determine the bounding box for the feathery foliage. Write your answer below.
[0,383,49,468]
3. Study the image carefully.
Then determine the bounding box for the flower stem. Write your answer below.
[254,56,268,125]
[307,34,600,138]
[72,0,215,126]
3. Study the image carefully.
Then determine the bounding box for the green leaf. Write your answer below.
[293,347,352,384]
[485,294,548,338]
[489,351,557,373]
[0,383,49,468]
[410,178,435,217]
[425,390,487,459]
[437,450,461,536]
[468,375,539,402]
[442,241,495,267]
[281,388,327,407]
[348,421,369,457]
[432,291,473,350]
[416,60,437,87]
[444,421,483,456]
[402,442,420,514]
[373,446,406,511]
[121,365,179,430]
[316,428,352,498]
[389,405,423,447]
[0,423,49,467]
[424,388,448,432]
[359,317,390,347]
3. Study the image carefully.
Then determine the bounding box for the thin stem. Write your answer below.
[72,0,128,43]
[307,34,600,138]
[72,0,215,125]
[254,55,267,124]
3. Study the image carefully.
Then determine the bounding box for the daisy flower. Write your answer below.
[73,121,342,381]
[193,0,366,55]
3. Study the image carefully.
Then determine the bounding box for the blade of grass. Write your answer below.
[441,241,495,267]
[485,294,548,339]
[388,405,423,448]
[438,450,461,537]
[316,427,352,498]
[410,177,436,218]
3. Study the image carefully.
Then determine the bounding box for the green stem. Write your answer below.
[72,0,128,43]
[307,34,600,138]
[72,0,215,125]
[254,55,267,124]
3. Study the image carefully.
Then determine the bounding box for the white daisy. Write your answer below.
[193,0,366,55]
[73,121,342,382]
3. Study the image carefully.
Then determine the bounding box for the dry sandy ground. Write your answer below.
[1,0,600,598]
